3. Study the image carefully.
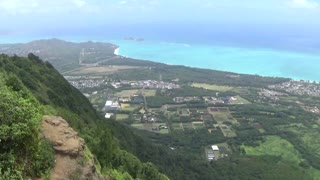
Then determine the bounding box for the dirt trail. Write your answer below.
[41,116,102,180]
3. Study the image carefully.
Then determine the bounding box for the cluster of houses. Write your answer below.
[206,145,228,161]
[68,78,108,89]
[204,96,238,104]
[111,80,180,89]
[152,125,168,131]
[173,96,240,104]
[104,100,121,111]
[173,96,202,103]
[258,89,288,101]
[269,80,320,97]
[302,106,320,114]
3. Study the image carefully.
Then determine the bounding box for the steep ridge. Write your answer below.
[0,54,168,179]
[41,116,101,180]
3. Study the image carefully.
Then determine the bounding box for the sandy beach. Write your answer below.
[114,48,120,55]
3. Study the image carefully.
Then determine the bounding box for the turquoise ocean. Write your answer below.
[1,31,320,81]
[111,39,320,81]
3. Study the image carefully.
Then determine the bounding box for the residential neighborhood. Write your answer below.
[269,80,320,97]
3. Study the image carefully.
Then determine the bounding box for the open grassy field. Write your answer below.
[67,66,139,75]
[172,123,184,130]
[241,136,302,164]
[277,125,320,157]
[116,89,156,97]
[131,123,145,130]
[182,122,194,130]
[219,125,237,137]
[192,122,205,129]
[131,123,169,134]
[191,83,234,92]
[116,114,129,121]
[232,95,251,104]
[121,103,139,112]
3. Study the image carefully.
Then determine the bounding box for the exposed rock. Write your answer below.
[41,116,103,180]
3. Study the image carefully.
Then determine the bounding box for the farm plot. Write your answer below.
[121,103,139,112]
[116,114,129,121]
[191,83,234,92]
[116,89,157,97]
[68,66,138,75]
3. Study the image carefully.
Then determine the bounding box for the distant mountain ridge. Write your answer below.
[0,39,118,72]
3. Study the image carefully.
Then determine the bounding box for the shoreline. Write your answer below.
[114,48,120,55]
[112,42,320,82]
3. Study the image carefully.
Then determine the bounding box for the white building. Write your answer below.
[211,145,219,151]
[104,100,120,111]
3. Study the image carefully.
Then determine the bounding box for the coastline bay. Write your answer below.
[111,40,320,81]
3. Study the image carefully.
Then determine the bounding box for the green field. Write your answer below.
[116,114,129,121]
[131,123,145,130]
[193,122,205,129]
[232,96,251,104]
[191,83,234,92]
[241,136,302,164]
[116,89,156,97]
[172,123,184,130]
[121,103,139,112]
[131,123,169,134]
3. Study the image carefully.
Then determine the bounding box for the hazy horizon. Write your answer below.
[1,0,320,52]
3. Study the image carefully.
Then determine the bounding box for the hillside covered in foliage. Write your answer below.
[0,54,315,180]
[0,54,168,179]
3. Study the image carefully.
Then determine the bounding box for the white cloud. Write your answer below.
[0,0,39,14]
[72,0,86,8]
[289,0,319,9]
[120,1,127,5]
[0,0,97,15]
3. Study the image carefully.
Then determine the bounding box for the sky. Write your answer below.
[0,0,320,41]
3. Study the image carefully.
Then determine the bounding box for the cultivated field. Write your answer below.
[131,123,169,134]
[120,103,139,112]
[116,89,156,97]
[67,66,139,75]
[232,96,251,104]
[116,114,129,121]
[241,136,302,164]
[191,83,234,92]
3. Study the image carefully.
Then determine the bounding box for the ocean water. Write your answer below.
[111,39,320,81]
[1,23,320,81]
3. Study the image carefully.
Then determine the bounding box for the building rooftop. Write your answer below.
[211,145,219,151]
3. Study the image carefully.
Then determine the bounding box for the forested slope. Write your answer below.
[0,54,312,179]
[0,54,168,179]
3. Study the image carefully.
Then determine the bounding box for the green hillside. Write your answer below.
[0,54,168,179]
[0,54,315,179]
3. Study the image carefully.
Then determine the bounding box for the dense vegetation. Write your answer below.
[0,53,317,179]
[105,58,290,87]
[0,73,55,178]
[0,54,167,179]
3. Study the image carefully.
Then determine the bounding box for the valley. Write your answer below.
[1,39,320,179]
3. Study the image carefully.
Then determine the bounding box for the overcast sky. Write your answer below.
[0,0,319,37]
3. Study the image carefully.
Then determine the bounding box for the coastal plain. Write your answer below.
[2,39,320,179]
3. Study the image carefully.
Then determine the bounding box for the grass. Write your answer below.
[68,66,138,75]
[116,114,129,121]
[241,136,302,165]
[191,83,234,92]
[193,122,205,129]
[131,123,145,130]
[172,123,184,130]
[131,123,169,134]
[211,112,229,123]
[116,89,156,97]
[182,122,194,130]
[120,103,139,112]
[232,95,251,104]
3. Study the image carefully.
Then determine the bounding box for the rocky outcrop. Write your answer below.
[41,116,103,180]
